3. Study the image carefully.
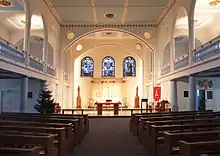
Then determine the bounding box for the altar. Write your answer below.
[95,101,121,115]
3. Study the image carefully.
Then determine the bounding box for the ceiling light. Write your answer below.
[7,14,43,29]
[0,0,11,7]
[144,32,152,39]
[76,44,83,51]
[66,31,74,40]
[136,43,142,50]
[209,0,220,6]
[104,13,116,19]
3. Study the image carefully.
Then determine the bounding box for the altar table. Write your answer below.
[95,102,121,115]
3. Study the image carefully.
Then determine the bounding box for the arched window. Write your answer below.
[81,56,94,77]
[102,56,115,77]
[123,56,136,76]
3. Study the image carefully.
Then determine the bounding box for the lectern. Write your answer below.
[141,98,148,113]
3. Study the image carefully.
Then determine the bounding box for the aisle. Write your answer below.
[72,118,148,156]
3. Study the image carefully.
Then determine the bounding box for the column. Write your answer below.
[43,35,48,72]
[189,76,197,111]
[170,80,178,111]
[23,15,31,66]
[20,77,28,112]
[170,38,175,72]
[188,14,195,65]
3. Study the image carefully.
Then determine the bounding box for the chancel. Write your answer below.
[1,0,220,155]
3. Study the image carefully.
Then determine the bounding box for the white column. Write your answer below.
[170,38,175,72]
[20,77,28,112]
[188,13,195,65]
[189,76,197,111]
[170,80,178,111]
[23,15,31,66]
[43,35,48,72]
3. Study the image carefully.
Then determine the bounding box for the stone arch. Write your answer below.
[162,42,171,66]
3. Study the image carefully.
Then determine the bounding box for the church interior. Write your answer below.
[1,0,220,155]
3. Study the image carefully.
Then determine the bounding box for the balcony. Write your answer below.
[0,37,56,77]
[193,36,220,62]
[174,53,189,70]
[161,63,170,75]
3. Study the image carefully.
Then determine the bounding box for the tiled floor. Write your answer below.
[72,118,148,156]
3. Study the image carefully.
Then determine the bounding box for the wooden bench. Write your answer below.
[0,146,41,156]
[1,112,89,134]
[131,110,212,136]
[0,125,68,156]
[0,120,74,156]
[0,133,58,156]
[138,112,220,144]
[144,117,220,155]
[163,129,220,156]
[179,140,220,156]
[0,115,83,145]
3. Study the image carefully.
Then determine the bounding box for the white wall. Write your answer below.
[73,45,143,108]
[0,78,57,113]
[177,81,190,111]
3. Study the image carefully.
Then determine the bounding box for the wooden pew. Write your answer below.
[0,133,58,156]
[0,125,68,156]
[138,112,220,144]
[0,115,83,145]
[0,120,74,155]
[179,140,220,156]
[163,129,220,156]
[0,146,41,156]
[131,110,212,136]
[1,112,89,134]
[145,117,220,155]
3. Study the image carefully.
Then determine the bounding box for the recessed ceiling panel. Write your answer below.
[50,0,90,6]
[0,0,24,11]
[128,0,169,7]
[95,0,125,6]
[54,7,93,23]
[125,7,163,23]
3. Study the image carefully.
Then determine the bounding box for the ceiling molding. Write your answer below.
[121,0,129,24]
[61,24,158,28]
[90,0,97,24]
[157,0,176,25]
[42,0,63,25]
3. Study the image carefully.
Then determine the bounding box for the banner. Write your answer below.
[153,87,161,101]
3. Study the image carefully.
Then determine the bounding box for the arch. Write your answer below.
[48,43,54,65]
[193,0,220,48]
[81,56,94,77]
[102,56,115,77]
[172,7,189,60]
[123,56,136,77]
[163,42,171,65]
[64,28,155,53]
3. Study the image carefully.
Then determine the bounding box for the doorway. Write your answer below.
[197,89,214,111]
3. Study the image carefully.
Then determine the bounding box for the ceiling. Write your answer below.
[45,0,174,25]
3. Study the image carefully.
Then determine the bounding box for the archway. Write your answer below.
[194,0,220,48]
[63,29,153,109]
[173,8,189,60]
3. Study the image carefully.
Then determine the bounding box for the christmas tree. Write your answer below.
[34,85,56,114]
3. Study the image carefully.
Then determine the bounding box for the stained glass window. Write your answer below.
[102,56,115,77]
[123,56,136,76]
[81,56,94,77]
